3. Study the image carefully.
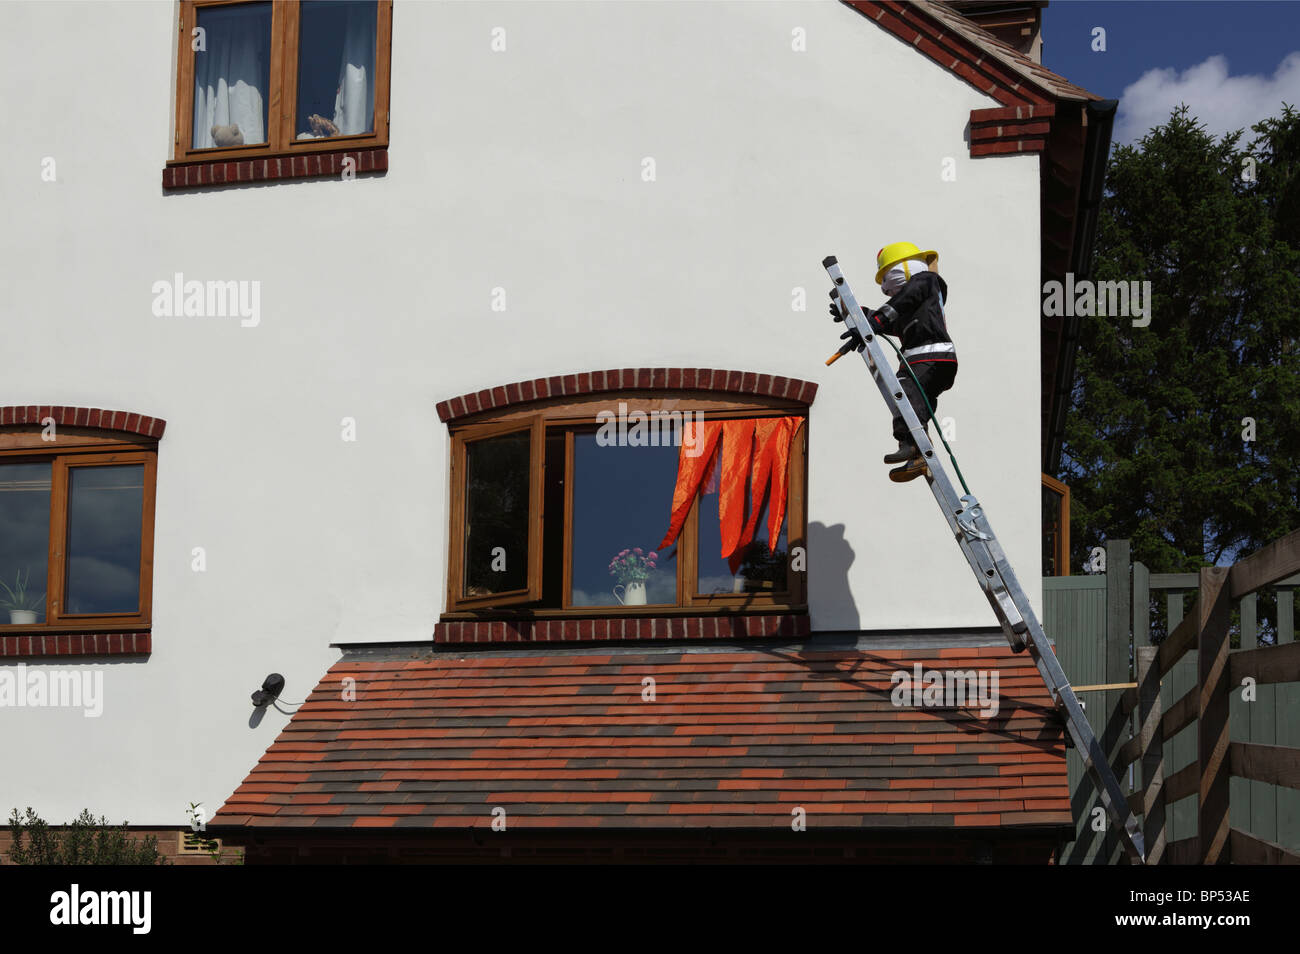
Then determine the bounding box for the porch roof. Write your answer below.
[213,637,1072,834]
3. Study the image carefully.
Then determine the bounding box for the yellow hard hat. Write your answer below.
[875,241,938,285]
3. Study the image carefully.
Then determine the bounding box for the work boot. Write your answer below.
[883,440,918,464]
[889,454,928,483]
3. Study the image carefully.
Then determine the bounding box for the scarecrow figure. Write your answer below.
[830,241,957,483]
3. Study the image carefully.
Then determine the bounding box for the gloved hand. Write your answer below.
[839,326,865,352]
[830,295,879,329]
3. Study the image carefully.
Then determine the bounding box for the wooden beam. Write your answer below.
[1136,647,1165,865]
[1229,742,1300,790]
[1229,828,1300,864]
[1229,528,1300,599]
[1119,686,1138,716]
[1159,602,1199,678]
[1197,567,1232,864]
[1117,733,1141,769]
[1104,538,1131,865]
[1164,761,1199,804]
[1165,836,1199,865]
[1229,640,1300,687]
[1150,573,1199,589]
[1160,685,1199,741]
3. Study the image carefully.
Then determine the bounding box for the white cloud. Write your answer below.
[1114,52,1300,144]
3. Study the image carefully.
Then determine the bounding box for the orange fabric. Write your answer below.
[728,419,781,573]
[728,418,803,573]
[656,419,723,552]
[765,417,803,550]
[659,416,803,570]
[717,420,756,563]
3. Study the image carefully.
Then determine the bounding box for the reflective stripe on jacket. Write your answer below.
[866,271,957,364]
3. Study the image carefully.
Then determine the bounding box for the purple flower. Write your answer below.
[648,552,658,561]
[633,547,644,556]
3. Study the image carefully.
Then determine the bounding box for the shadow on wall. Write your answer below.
[807,521,858,630]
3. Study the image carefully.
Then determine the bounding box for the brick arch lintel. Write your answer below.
[436,369,819,424]
[0,406,166,440]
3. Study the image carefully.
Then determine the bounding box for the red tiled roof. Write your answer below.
[214,643,1072,832]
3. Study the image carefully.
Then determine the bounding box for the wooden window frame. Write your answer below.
[0,429,158,632]
[448,416,545,611]
[1042,472,1070,578]
[444,395,808,618]
[171,0,393,165]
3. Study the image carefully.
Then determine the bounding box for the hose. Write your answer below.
[875,333,971,496]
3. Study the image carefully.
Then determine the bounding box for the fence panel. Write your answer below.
[1043,575,1108,863]
[1044,559,1298,862]
[1160,590,1199,847]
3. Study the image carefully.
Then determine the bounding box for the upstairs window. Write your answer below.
[0,427,157,630]
[446,394,808,616]
[173,0,392,161]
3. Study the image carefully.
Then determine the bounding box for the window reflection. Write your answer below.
[464,432,530,597]
[0,462,52,623]
[570,434,678,607]
[65,465,144,615]
[697,475,789,595]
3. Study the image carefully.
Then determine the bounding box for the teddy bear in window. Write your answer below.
[210,124,244,147]
[295,113,341,140]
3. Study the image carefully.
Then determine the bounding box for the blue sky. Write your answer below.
[1040,1,1300,143]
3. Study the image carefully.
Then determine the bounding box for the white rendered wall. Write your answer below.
[0,0,1042,824]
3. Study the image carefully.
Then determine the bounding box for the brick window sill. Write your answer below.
[433,612,810,646]
[162,146,388,190]
[0,631,152,658]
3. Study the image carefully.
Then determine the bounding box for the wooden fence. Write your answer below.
[1044,534,1300,864]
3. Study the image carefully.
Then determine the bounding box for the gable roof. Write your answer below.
[844,1,1098,109]
[213,641,1071,833]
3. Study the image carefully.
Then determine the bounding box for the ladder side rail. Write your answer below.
[946,459,1147,857]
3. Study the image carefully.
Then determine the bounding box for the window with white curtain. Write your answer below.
[173,0,390,161]
[295,0,378,140]
[192,2,272,149]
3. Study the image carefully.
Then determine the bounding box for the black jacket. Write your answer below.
[866,271,957,366]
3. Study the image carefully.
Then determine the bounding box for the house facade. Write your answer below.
[0,0,1110,862]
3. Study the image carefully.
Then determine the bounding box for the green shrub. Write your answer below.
[6,807,168,865]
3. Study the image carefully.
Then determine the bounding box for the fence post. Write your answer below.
[1104,538,1131,862]
[1133,561,1150,647]
[1197,566,1232,864]
[1136,645,1164,864]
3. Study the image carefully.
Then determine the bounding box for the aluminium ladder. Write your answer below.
[821,255,1146,864]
